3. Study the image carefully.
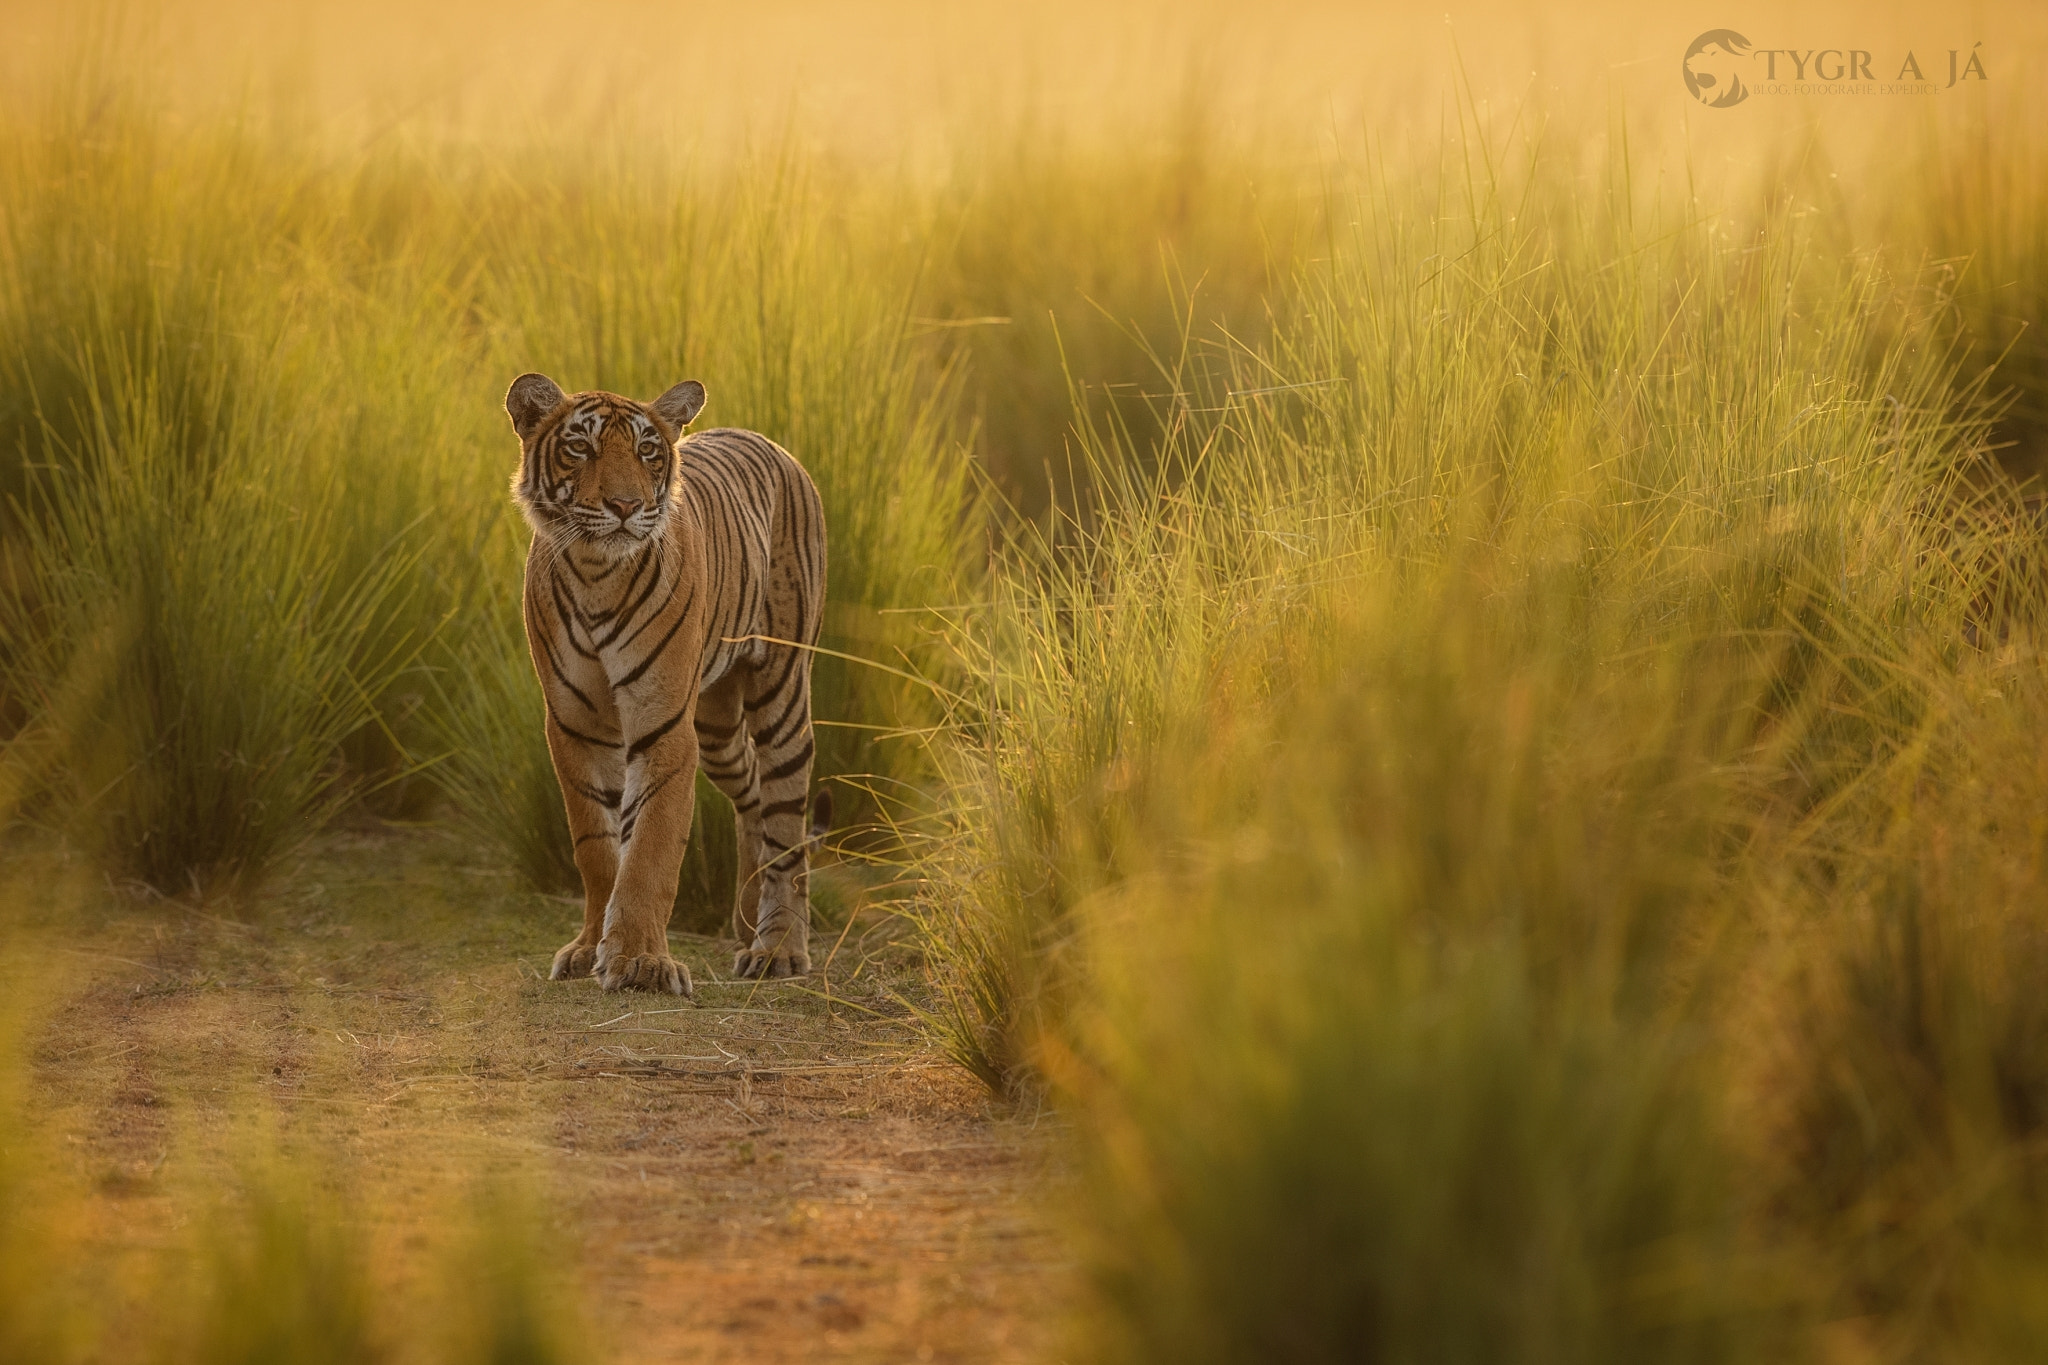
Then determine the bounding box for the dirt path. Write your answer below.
[12,826,1062,1363]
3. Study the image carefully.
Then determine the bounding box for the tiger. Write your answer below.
[504,372,831,996]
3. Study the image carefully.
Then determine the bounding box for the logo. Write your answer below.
[1683,29,1754,107]
[1682,31,1989,107]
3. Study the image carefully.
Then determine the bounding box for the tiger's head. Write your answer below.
[505,373,707,557]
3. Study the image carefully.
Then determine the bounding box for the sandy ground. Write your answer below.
[10,825,1063,1363]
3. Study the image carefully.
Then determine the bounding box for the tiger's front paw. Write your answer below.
[598,950,693,996]
[734,927,810,980]
[550,939,600,981]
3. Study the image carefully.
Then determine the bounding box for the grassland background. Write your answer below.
[5,0,2048,1360]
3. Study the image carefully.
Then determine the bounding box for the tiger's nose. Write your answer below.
[605,497,643,521]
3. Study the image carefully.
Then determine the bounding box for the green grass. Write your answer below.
[0,322,423,892]
[0,994,74,1364]
[0,76,980,894]
[150,1156,586,1365]
[5,33,2048,1365]
[165,1166,387,1365]
[909,123,2048,1359]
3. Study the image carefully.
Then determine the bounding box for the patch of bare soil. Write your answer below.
[12,826,1063,1363]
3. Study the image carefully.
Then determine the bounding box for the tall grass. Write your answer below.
[916,133,1991,1089]
[0,77,982,896]
[930,108,1312,513]
[0,991,589,1364]
[910,122,2048,1356]
[166,1168,386,1365]
[445,146,978,863]
[146,1158,588,1365]
[122,1155,588,1365]
[1885,109,2048,468]
[0,286,422,891]
[0,62,1316,902]
[0,89,466,883]
[6,19,2048,1363]
[1062,579,1792,1362]
[0,1000,72,1363]
[1749,689,2048,1355]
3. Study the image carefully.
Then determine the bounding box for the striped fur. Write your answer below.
[505,372,830,995]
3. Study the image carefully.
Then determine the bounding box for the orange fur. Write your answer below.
[506,373,830,994]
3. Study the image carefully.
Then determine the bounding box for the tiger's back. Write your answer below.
[676,428,827,707]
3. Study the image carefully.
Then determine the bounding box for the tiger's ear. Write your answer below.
[505,373,567,441]
[652,379,706,431]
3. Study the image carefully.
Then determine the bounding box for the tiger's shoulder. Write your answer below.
[678,426,802,468]
[676,428,824,508]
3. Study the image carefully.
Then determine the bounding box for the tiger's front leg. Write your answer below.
[593,693,700,996]
[528,601,627,984]
[541,715,624,983]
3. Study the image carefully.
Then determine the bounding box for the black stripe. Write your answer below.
[551,577,600,659]
[620,765,685,827]
[750,645,801,706]
[753,686,808,751]
[569,780,622,809]
[550,567,598,628]
[760,835,804,870]
[728,463,771,515]
[540,634,598,714]
[575,832,616,846]
[617,579,688,651]
[694,713,744,744]
[613,609,687,688]
[626,704,691,763]
[759,796,808,819]
[550,708,619,749]
[760,738,814,783]
[588,547,652,625]
[599,556,668,648]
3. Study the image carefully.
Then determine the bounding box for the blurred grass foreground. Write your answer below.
[6,0,2048,1360]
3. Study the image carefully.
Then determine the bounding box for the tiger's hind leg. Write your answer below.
[692,670,766,951]
[733,641,823,980]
